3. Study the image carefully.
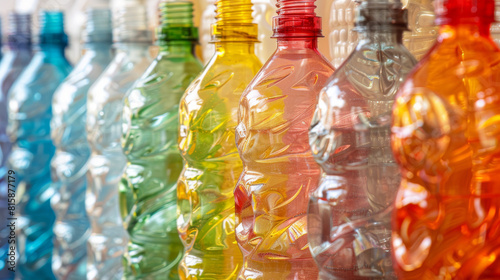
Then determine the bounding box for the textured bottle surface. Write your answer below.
[328,0,437,66]
[391,1,500,278]
[177,0,262,278]
[7,44,72,280]
[86,45,153,280]
[329,0,358,67]
[121,47,202,280]
[253,0,275,62]
[200,0,216,62]
[51,44,112,280]
[308,29,416,280]
[0,47,32,280]
[235,41,334,279]
[177,43,262,280]
[402,0,438,60]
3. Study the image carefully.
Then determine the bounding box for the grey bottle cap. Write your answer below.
[355,0,408,31]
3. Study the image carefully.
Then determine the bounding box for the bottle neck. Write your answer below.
[276,37,318,51]
[215,41,256,55]
[85,41,112,51]
[356,29,404,45]
[40,44,66,55]
[159,41,196,56]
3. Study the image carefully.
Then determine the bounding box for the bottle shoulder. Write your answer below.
[322,42,417,104]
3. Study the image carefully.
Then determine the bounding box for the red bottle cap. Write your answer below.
[435,0,495,25]
[272,0,322,38]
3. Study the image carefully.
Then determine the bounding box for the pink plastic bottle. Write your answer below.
[235,0,335,279]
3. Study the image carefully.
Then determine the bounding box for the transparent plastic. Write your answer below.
[391,0,500,278]
[86,1,153,279]
[308,0,417,278]
[329,0,358,67]
[119,1,203,279]
[253,0,275,62]
[200,0,215,62]
[0,13,32,280]
[50,9,112,280]
[402,0,438,60]
[7,11,72,280]
[328,0,437,66]
[234,0,335,279]
[177,0,262,278]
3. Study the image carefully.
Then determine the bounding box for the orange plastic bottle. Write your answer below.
[391,0,500,279]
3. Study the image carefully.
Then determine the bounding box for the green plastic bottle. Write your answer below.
[119,1,203,279]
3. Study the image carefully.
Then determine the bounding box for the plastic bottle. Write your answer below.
[85,1,153,279]
[328,0,437,67]
[329,0,359,67]
[50,9,113,280]
[7,11,72,280]
[120,1,203,279]
[253,0,276,62]
[0,13,32,280]
[308,0,416,279]
[402,0,438,60]
[199,0,216,62]
[177,0,262,278]
[234,0,335,279]
[391,0,500,278]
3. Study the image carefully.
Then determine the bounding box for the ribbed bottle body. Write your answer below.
[50,9,113,280]
[235,1,335,279]
[120,1,203,279]
[7,11,71,280]
[392,0,500,278]
[308,9,417,278]
[0,13,33,279]
[86,44,152,280]
[177,1,261,278]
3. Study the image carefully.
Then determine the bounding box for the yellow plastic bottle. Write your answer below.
[177,0,263,278]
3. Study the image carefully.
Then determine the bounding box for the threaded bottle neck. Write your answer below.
[435,0,495,26]
[354,0,408,32]
[84,9,113,44]
[112,0,151,43]
[211,0,258,42]
[39,11,68,46]
[8,13,32,49]
[272,0,322,38]
[157,0,198,45]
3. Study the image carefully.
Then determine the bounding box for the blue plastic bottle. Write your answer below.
[50,9,113,280]
[7,11,72,280]
[0,13,33,279]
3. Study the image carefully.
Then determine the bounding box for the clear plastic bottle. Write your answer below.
[7,11,72,280]
[328,0,437,66]
[402,0,438,60]
[392,0,500,278]
[308,0,416,279]
[85,1,153,279]
[50,9,113,280]
[234,0,335,279]
[253,0,275,62]
[177,0,262,278]
[120,1,203,279]
[0,13,32,280]
[200,0,215,63]
[329,0,358,67]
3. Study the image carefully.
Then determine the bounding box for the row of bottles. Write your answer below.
[1,0,499,279]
